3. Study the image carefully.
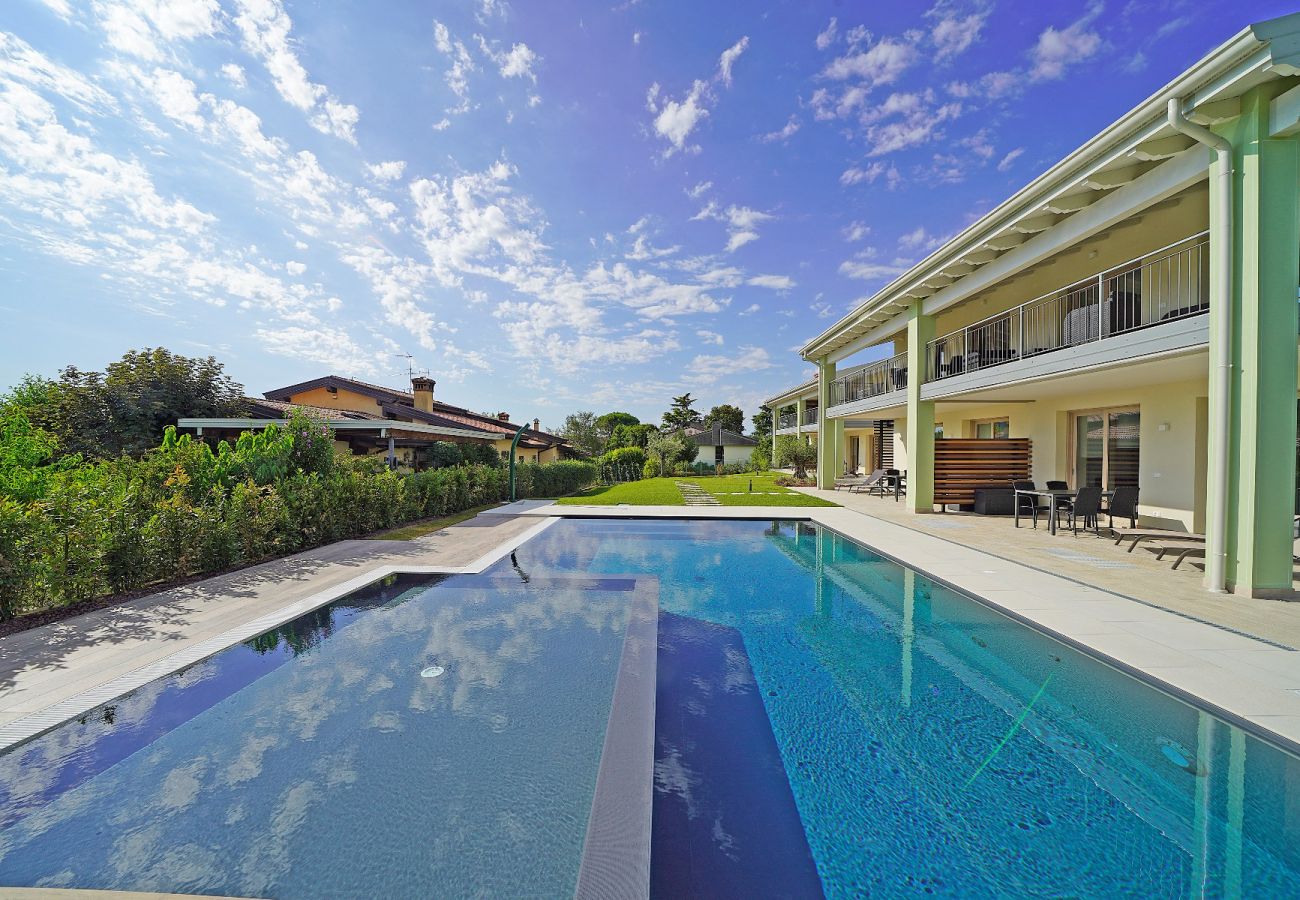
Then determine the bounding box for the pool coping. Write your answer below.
[494,502,1300,758]
[0,517,561,754]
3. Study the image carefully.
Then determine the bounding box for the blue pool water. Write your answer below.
[3,518,1300,897]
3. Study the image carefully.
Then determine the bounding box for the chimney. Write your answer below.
[411,376,435,413]
[497,412,510,422]
[532,418,540,432]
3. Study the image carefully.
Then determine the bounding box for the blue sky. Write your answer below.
[0,0,1291,426]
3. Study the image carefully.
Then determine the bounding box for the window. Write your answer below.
[974,418,1010,439]
[934,423,944,439]
[1072,407,1139,489]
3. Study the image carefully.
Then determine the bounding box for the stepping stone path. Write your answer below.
[675,482,721,506]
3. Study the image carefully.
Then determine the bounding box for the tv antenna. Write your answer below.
[392,353,430,383]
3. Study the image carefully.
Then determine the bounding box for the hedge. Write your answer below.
[0,416,595,622]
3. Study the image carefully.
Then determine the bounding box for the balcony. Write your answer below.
[830,352,908,408]
[777,410,798,430]
[802,406,819,426]
[925,233,1209,384]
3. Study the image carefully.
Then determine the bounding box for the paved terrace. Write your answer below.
[6,500,1300,757]
[0,514,543,735]
[790,487,1300,649]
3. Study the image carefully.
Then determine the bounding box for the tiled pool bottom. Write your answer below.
[2,519,1299,897]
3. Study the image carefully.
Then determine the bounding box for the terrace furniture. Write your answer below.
[973,487,1016,516]
[1015,486,1115,535]
[1012,480,1049,528]
[1112,528,1205,553]
[870,469,906,501]
[1100,485,1140,531]
[1060,486,1103,536]
[846,469,888,494]
[1156,544,1206,569]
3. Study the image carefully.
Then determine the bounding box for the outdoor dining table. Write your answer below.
[1013,487,1116,536]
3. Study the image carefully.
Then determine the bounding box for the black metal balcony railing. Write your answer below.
[777,410,798,430]
[925,233,1210,383]
[830,352,909,407]
[802,407,819,426]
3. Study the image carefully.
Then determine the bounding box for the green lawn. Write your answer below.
[556,473,837,507]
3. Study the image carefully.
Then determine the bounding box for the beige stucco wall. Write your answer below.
[890,377,1207,528]
[287,386,385,415]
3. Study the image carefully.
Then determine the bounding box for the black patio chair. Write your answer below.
[1061,486,1103,536]
[1045,479,1071,514]
[1012,479,1048,527]
[1101,485,1139,531]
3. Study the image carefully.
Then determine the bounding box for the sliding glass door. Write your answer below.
[1073,408,1139,489]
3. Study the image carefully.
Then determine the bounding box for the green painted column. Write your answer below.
[905,302,935,512]
[816,358,843,488]
[1211,84,1300,596]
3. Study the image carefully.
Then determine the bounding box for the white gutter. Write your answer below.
[1166,97,1233,594]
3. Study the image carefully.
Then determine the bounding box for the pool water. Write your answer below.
[2,518,1299,898]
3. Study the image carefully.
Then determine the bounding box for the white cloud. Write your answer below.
[432,21,476,116]
[839,258,907,281]
[686,180,712,199]
[927,1,989,61]
[840,160,900,188]
[256,325,377,372]
[37,0,74,20]
[821,37,916,84]
[633,31,643,45]
[842,221,870,241]
[696,329,724,345]
[1030,7,1103,81]
[220,63,247,88]
[286,260,306,275]
[0,33,117,114]
[815,17,838,50]
[739,303,761,315]
[646,79,708,156]
[366,160,406,182]
[693,202,774,253]
[747,274,794,290]
[690,345,771,379]
[717,36,748,88]
[231,0,360,142]
[498,42,539,81]
[758,115,800,143]
[997,147,1024,171]
[898,225,942,252]
[645,37,748,157]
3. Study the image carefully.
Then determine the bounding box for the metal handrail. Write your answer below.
[830,352,909,406]
[925,232,1210,383]
[801,407,819,426]
[776,411,798,430]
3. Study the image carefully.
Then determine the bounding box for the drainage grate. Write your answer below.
[1041,548,1133,570]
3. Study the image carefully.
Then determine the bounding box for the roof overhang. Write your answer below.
[177,417,497,441]
[800,12,1300,365]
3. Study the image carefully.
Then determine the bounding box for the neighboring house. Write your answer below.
[683,423,758,467]
[769,13,1300,598]
[177,375,577,469]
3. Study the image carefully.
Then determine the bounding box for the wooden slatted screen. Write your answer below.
[874,420,894,470]
[932,438,1032,507]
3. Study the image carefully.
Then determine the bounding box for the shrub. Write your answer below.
[642,459,658,479]
[0,419,596,622]
[427,442,463,469]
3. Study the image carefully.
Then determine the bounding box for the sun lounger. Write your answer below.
[1112,528,1205,553]
[841,469,886,494]
[1155,545,1206,569]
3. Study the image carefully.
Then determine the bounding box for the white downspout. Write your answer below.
[1167,97,1233,593]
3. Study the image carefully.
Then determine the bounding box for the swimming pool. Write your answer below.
[2,518,1298,897]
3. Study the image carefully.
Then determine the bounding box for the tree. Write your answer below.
[6,349,245,460]
[702,403,745,434]
[646,431,696,476]
[751,406,773,472]
[606,422,657,451]
[559,411,602,457]
[594,411,639,443]
[662,393,699,431]
[776,435,817,480]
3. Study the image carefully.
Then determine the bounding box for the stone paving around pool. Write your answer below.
[8,499,1300,759]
